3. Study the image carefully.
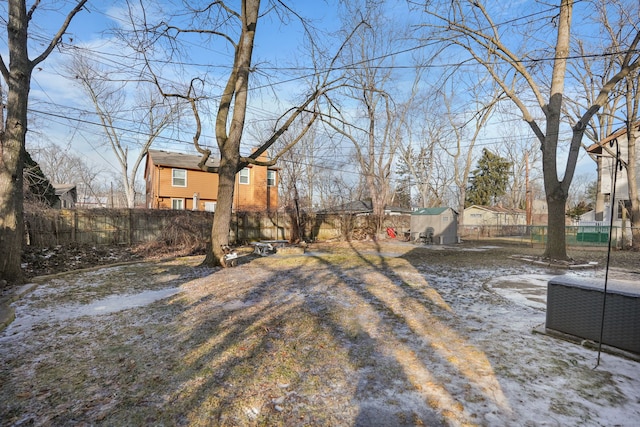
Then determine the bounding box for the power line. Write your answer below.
[8,2,629,175]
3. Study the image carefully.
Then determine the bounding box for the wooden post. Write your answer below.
[525,152,532,226]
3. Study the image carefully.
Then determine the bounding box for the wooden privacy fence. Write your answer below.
[23,209,412,249]
[24,209,214,247]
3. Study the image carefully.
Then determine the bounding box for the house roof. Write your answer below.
[319,200,373,214]
[147,149,281,172]
[466,205,525,214]
[52,183,76,196]
[318,200,411,214]
[587,122,640,154]
[147,149,221,170]
[412,207,454,216]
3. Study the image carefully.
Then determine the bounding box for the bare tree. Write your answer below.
[69,53,177,208]
[0,0,88,284]
[263,121,324,241]
[497,133,542,213]
[564,0,637,221]
[397,109,450,208]
[34,142,108,207]
[323,1,416,236]
[131,0,353,266]
[443,81,503,225]
[570,0,640,249]
[418,0,640,259]
[622,70,640,249]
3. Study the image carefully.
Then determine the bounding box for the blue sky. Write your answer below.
[4,0,624,196]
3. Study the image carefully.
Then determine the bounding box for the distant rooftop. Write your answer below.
[51,183,76,196]
[412,207,453,215]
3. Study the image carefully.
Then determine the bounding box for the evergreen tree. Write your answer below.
[392,177,412,208]
[465,149,512,207]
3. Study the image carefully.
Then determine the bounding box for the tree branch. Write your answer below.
[32,0,88,67]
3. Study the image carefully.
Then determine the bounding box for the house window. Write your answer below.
[204,202,217,212]
[172,169,187,187]
[267,170,276,187]
[171,198,184,210]
[618,200,631,219]
[470,214,482,218]
[239,168,250,185]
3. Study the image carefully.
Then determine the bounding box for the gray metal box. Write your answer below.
[546,276,640,355]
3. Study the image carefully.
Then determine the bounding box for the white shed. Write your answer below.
[410,207,458,244]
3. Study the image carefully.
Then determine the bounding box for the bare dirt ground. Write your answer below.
[1,240,640,426]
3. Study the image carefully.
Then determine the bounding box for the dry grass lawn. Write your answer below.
[1,241,639,426]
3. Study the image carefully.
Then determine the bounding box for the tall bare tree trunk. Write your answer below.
[537,0,573,260]
[0,0,87,284]
[0,3,30,282]
[205,154,240,265]
[205,0,259,267]
[0,1,33,283]
[627,124,640,250]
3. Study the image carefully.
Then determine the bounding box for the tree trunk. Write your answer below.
[204,155,239,267]
[0,1,32,284]
[370,189,386,238]
[200,0,259,267]
[0,0,86,283]
[541,0,572,260]
[0,108,27,283]
[126,187,135,208]
[545,190,568,259]
[631,206,640,251]
[627,126,640,250]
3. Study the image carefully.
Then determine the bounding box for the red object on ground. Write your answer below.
[386,227,397,238]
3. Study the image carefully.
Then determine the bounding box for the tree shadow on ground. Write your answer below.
[151,240,517,426]
[1,241,522,426]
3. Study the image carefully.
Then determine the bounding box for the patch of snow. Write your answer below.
[486,273,557,310]
[221,299,257,311]
[3,288,180,337]
[460,245,503,251]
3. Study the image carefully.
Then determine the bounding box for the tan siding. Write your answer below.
[155,168,220,210]
[233,165,277,211]
[146,151,278,211]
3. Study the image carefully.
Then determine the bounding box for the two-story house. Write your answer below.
[586,123,639,223]
[144,149,278,212]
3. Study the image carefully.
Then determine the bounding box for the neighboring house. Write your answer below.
[586,123,640,224]
[318,200,412,216]
[463,205,527,227]
[530,199,549,226]
[144,149,278,211]
[410,207,458,244]
[575,209,597,224]
[52,184,77,209]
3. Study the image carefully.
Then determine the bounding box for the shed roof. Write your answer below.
[412,207,453,216]
[52,183,76,196]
